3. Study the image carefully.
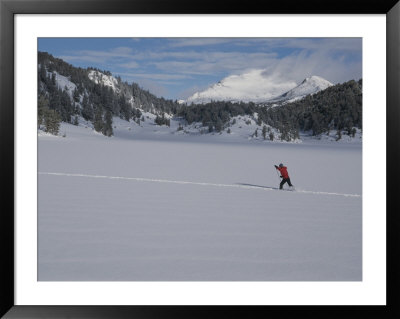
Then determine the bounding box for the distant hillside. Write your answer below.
[38,51,180,136]
[258,79,362,140]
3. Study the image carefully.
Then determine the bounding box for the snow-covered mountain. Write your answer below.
[184,71,333,105]
[270,75,333,103]
[184,69,297,104]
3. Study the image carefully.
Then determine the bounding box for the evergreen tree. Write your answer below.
[44,108,61,135]
[73,88,80,102]
[102,110,113,137]
[73,115,79,126]
[269,132,274,141]
[38,94,61,135]
[38,95,49,128]
[94,107,103,132]
[336,130,342,141]
[81,95,93,121]
[119,96,131,121]
[215,119,223,132]
[51,73,56,86]
[262,125,267,140]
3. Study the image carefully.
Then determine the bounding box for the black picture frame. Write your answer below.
[1,0,399,318]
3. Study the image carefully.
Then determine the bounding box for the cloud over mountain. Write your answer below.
[184,70,333,104]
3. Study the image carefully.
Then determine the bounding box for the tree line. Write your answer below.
[177,101,257,133]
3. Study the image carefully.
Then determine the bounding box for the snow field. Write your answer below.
[38,123,362,281]
[38,173,361,281]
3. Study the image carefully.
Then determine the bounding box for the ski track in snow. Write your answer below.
[38,172,361,198]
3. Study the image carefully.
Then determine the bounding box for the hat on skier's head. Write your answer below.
[279,163,283,167]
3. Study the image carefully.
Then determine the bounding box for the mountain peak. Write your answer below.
[185,69,297,104]
[185,72,333,105]
[274,76,333,103]
[301,75,332,85]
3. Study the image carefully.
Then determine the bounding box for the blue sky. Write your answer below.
[38,38,362,100]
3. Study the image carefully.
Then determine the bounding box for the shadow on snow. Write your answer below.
[236,183,280,190]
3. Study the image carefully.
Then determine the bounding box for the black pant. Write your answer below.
[280,178,293,189]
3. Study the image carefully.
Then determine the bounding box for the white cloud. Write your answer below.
[178,84,212,99]
[150,52,277,75]
[167,38,234,47]
[60,55,107,64]
[117,72,191,81]
[273,38,362,52]
[266,49,362,84]
[118,61,139,69]
[61,47,134,64]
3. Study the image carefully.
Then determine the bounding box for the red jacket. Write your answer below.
[277,166,289,179]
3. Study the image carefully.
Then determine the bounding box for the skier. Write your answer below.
[274,163,294,190]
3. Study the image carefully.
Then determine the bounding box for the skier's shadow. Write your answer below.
[236,183,279,190]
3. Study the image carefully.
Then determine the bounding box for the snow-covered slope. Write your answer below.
[271,75,333,103]
[185,72,333,105]
[185,69,297,104]
[48,71,77,99]
[88,70,120,93]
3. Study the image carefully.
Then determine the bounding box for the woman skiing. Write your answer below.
[274,163,294,190]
